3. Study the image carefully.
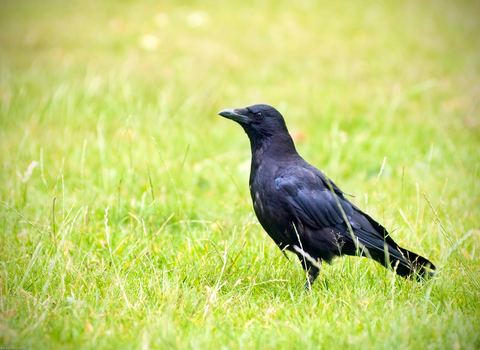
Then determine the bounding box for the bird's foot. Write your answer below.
[304,273,318,291]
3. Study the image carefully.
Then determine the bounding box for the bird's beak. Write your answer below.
[218,108,250,124]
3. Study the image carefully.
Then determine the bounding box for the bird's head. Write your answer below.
[218,104,289,139]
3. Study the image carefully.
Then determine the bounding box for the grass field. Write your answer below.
[1,0,480,348]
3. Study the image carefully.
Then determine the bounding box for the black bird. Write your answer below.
[219,104,435,288]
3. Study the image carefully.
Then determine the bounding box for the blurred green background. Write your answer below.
[1,0,479,349]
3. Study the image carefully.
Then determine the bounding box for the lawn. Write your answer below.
[0,0,479,349]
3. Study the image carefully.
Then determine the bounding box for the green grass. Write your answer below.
[1,0,479,348]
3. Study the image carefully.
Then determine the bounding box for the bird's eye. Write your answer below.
[255,112,263,119]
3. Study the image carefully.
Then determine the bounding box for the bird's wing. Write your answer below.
[274,166,359,230]
[275,166,433,273]
[275,166,410,260]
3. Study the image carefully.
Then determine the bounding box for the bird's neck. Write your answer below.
[248,133,299,181]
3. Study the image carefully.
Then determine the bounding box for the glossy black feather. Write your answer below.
[219,104,435,287]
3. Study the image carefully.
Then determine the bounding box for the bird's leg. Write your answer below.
[303,259,321,291]
[305,272,318,290]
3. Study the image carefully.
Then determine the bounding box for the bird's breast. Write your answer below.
[250,167,290,225]
[252,191,265,215]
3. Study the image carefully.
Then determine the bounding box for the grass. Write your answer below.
[1,0,479,348]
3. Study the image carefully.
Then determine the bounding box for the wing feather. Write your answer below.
[275,167,354,229]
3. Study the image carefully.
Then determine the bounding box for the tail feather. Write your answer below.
[396,246,436,277]
[355,212,436,278]
[372,245,436,278]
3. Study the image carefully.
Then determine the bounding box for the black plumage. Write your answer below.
[219,104,435,288]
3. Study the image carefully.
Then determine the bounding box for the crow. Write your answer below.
[219,104,435,288]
